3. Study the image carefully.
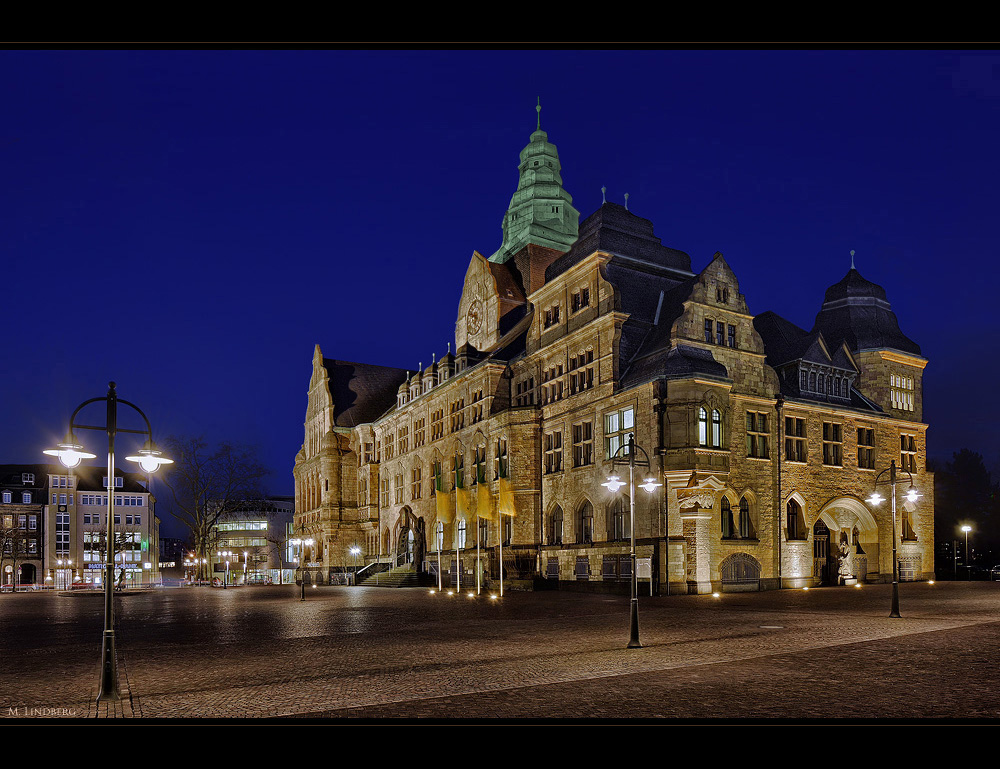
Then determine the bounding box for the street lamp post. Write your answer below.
[290,536,314,600]
[217,550,232,588]
[866,460,920,618]
[603,433,661,649]
[43,381,172,703]
[350,545,361,585]
[962,525,973,579]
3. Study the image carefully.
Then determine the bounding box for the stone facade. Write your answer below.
[293,112,934,593]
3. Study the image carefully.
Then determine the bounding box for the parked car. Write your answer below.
[991,565,1000,581]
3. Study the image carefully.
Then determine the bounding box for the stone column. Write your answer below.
[681,503,713,594]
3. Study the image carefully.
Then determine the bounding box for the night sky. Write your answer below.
[3,49,998,538]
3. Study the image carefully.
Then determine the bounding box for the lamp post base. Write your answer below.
[97,631,121,702]
[889,581,901,618]
[627,598,642,648]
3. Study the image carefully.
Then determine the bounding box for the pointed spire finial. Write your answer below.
[850,249,856,270]
[601,186,606,203]
[536,97,541,131]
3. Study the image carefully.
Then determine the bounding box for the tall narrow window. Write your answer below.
[609,496,630,541]
[822,422,842,466]
[605,406,635,458]
[711,409,723,448]
[544,430,563,474]
[572,422,594,467]
[721,497,734,539]
[787,499,805,540]
[739,497,755,539]
[900,434,917,472]
[579,501,594,544]
[785,417,806,462]
[550,507,563,545]
[698,407,708,446]
[746,411,769,458]
[857,427,875,469]
[495,437,508,479]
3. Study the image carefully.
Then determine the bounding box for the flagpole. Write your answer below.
[499,513,504,598]
[455,453,461,594]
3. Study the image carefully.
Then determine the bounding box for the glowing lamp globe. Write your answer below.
[125,443,173,473]
[44,437,97,469]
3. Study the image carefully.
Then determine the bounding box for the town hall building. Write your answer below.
[292,107,933,594]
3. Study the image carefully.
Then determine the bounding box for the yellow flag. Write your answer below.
[498,477,516,517]
[456,485,471,517]
[476,483,495,521]
[435,474,453,523]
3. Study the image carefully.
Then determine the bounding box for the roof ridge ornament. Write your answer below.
[624,192,629,211]
[536,97,541,131]
[602,186,606,203]
[851,249,856,270]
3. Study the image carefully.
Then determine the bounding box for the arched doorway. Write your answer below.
[817,497,880,584]
[813,520,832,584]
[720,553,761,592]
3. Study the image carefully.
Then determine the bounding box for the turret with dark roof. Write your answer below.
[811,267,920,356]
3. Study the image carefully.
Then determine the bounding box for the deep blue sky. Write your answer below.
[3,49,998,535]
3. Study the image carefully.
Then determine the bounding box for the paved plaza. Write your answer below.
[3,580,1000,721]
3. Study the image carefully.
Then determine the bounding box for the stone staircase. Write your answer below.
[356,564,435,588]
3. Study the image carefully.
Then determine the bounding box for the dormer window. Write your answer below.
[716,286,730,304]
[22,473,34,484]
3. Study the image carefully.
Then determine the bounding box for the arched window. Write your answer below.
[435,521,444,551]
[457,520,467,549]
[550,506,563,545]
[698,407,708,446]
[739,496,755,539]
[579,501,594,544]
[786,499,805,541]
[608,496,630,541]
[711,409,723,448]
[721,497,734,539]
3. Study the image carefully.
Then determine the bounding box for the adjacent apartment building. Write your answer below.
[292,108,933,593]
[0,463,160,588]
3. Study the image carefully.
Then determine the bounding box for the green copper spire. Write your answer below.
[489,101,580,263]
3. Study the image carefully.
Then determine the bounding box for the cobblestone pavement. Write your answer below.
[3,581,1000,721]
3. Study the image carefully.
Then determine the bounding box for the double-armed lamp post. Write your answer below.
[866,460,920,618]
[603,433,661,649]
[290,535,314,600]
[44,382,172,703]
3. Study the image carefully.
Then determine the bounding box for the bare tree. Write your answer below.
[160,437,270,581]
[0,517,23,590]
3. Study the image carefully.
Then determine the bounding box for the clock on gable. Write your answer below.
[466,299,483,335]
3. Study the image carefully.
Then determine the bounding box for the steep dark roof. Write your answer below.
[753,311,819,368]
[811,268,921,356]
[321,359,410,428]
[545,202,692,283]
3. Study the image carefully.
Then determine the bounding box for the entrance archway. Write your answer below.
[720,552,761,591]
[817,496,880,583]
